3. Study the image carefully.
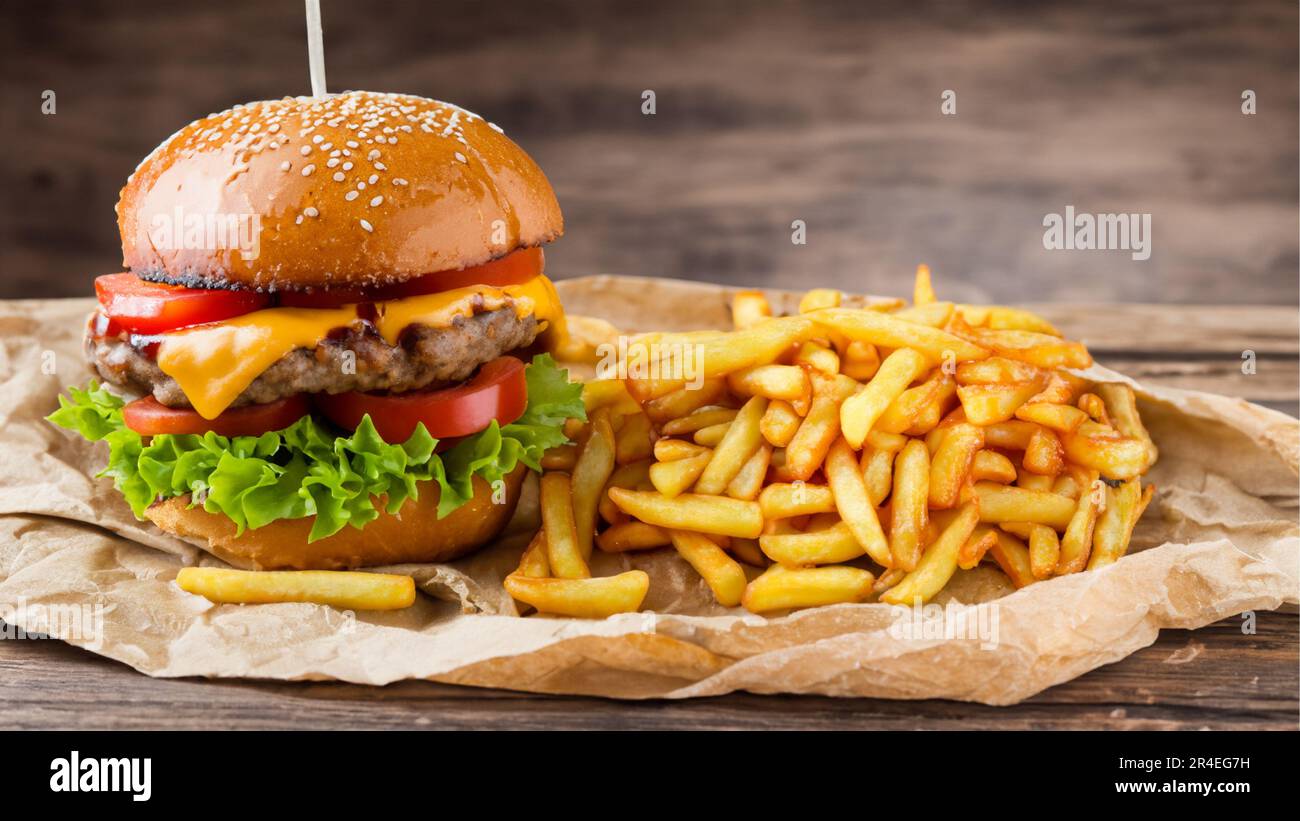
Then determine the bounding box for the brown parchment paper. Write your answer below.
[0,276,1296,704]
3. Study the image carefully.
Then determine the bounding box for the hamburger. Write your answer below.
[48,91,586,570]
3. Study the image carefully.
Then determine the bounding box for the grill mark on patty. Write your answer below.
[86,307,539,409]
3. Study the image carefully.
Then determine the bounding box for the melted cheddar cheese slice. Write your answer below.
[156,275,568,420]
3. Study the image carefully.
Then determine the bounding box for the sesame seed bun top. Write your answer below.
[117,91,563,291]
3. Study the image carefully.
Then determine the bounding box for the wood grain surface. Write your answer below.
[2,0,1297,305]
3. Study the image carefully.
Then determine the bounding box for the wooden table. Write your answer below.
[2,303,1296,730]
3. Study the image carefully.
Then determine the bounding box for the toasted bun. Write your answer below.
[119,91,562,291]
[146,465,526,570]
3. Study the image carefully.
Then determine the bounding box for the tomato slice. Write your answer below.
[275,247,545,309]
[95,273,271,335]
[123,395,310,437]
[314,356,528,443]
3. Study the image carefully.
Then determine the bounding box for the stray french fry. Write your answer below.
[881,501,979,605]
[888,439,930,571]
[670,530,748,606]
[839,348,929,447]
[504,571,650,618]
[607,487,764,539]
[176,567,416,611]
[741,564,875,613]
[541,472,590,579]
[913,264,936,306]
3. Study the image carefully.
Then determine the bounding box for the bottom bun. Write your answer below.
[147,465,527,570]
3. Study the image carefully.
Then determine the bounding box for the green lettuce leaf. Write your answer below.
[47,354,586,542]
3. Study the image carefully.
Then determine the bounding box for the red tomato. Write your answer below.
[314,356,528,442]
[123,395,310,437]
[275,247,545,309]
[95,273,270,335]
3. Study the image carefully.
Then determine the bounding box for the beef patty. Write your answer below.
[86,307,539,409]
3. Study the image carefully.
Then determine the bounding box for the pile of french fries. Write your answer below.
[505,267,1156,617]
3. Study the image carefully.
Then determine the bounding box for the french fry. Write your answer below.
[175,567,416,611]
[839,347,928,447]
[596,520,671,552]
[958,526,998,570]
[582,378,641,417]
[654,438,709,462]
[861,445,896,506]
[541,472,589,579]
[607,488,764,539]
[726,442,772,500]
[1088,480,1153,570]
[660,407,739,436]
[1028,524,1061,579]
[541,443,578,471]
[986,529,1036,588]
[799,288,843,313]
[731,289,772,330]
[956,304,1060,336]
[695,395,768,494]
[516,531,551,578]
[649,450,712,498]
[1095,383,1158,468]
[888,439,930,571]
[644,377,727,423]
[877,370,955,434]
[953,325,1091,369]
[1016,467,1054,492]
[825,437,893,566]
[1077,393,1111,426]
[785,373,857,480]
[741,564,875,613]
[760,521,865,565]
[1022,426,1065,475]
[841,340,881,381]
[1060,422,1149,480]
[693,421,732,447]
[973,482,1076,530]
[1052,472,1081,500]
[572,412,617,559]
[955,356,1045,385]
[794,340,840,375]
[811,308,988,365]
[601,459,652,523]
[928,422,984,508]
[670,530,748,606]
[760,400,802,446]
[759,482,837,519]
[727,364,809,401]
[970,449,1017,483]
[913,264,936,306]
[638,316,815,379]
[880,501,978,605]
[956,380,1043,425]
[982,420,1039,450]
[504,571,650,618]
[1015,401,1089,433]
[893,301,954,328]
[728,538,768,567]
[625,374,687,403]
[613,407,655,465]
[1056,471,1102,574]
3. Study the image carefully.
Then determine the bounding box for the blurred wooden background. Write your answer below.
[1,0,1296,305]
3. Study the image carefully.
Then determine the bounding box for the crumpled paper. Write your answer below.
[0,277,1295,703]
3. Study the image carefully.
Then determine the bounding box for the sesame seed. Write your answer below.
[367,149,381,160]
[345,190,359,201]
[374,162,386,171]
[268,123,281,133]
[333,172,345,182]
[295,215,304,225]
[359,219,373,232]
[357,181,366,190]
[393,178,408,186]
[370,195,384,207]
[301,164,315,176]
[280,161,291,171]
[312,134,324,144]
[326,158,340,168]
[488,122,504,133]
[342,161,354,170]
[304,206,319,217]
[368,174,378,185]
[346,140,359,148]
[455,152,467,163]
[299,145,312,156]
